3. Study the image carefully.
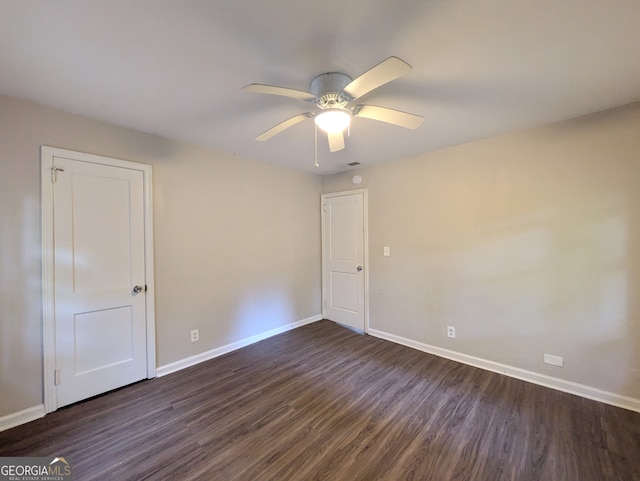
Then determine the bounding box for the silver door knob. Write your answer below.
[132,285,143,294]
[357,266,363,272]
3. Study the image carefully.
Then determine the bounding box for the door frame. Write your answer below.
[41,146,156,413]
[321,189,370,332]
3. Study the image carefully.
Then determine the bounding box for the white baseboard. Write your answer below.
[0,404,45,433]
[156,314,323,377]
[368,328,640,413]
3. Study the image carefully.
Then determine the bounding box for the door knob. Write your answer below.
[357,266,363,272]
[132,285,143,294]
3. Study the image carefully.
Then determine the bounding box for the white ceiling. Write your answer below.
[1,1,639,174]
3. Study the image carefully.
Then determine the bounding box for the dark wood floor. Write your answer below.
[1,320,639,480]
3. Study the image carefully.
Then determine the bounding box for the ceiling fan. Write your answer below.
[243,56,424,153]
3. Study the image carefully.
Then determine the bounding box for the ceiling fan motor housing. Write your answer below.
[311,72,352,109]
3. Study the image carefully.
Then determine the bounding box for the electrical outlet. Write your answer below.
[544,354,563,367]
[446,326,456,339]
[190,329,199,343]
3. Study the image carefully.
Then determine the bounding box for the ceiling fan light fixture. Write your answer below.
[314,109,351,134]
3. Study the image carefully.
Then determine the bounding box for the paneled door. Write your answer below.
[42,147,154,409]
[322,191,367,331]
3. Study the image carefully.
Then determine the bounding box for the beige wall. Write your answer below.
[3,91,639,418]
[323,103,640,400]
[0,94,322,417]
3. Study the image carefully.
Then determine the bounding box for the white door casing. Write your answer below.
[322,190,368,331]
[42,147,156,412]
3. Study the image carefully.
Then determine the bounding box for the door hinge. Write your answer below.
[50,166,64,183]
[54,369,60,385]
[323,299,328,308]
[323,204,327,211]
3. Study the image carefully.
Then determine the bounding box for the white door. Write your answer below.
[322,191,366,331]
[50,155,149,408]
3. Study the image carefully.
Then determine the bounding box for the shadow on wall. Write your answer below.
[228,285,296,342]
[0,195,42,410]
[437,192,636,394]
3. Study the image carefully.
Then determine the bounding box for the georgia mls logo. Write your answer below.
[49,457,71,475]
[0,456,72,480]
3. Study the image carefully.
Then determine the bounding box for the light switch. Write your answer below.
[383,246,390,257]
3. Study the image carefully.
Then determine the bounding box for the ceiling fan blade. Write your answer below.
[354,105,423,129]
[327,130,345,152]
[342,57,412,100]
[255,113,313,141]
[243,83,316,101]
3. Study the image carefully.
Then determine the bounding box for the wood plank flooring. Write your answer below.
[1,320,639,480]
